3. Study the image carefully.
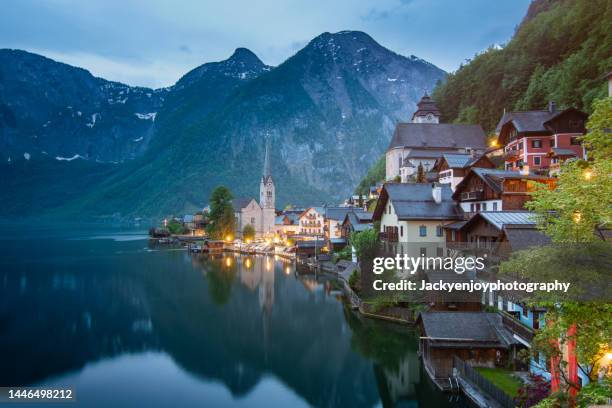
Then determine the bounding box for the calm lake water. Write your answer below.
[0,225,468,407]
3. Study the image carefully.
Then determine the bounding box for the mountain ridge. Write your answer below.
[0,31,446,219]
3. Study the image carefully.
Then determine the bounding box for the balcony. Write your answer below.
[460,190,484,201]
[499,310,535,342]
[503,150,519,160]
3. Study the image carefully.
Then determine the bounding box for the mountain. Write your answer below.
[431,0,610,132]
[1,31,445,219]
[0,49,166,163]
[150,47,272,152]
[65,31,445,218]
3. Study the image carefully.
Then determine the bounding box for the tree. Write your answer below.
[415,162,427,183]
[206,186,236,240]
[500,97,612,401]
[242,224,255,242]
[349,229,379,261]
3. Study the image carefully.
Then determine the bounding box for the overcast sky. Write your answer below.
[1,0,530,88]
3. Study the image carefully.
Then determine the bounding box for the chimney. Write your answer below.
[432,183,442,204]
[548,101,556,113]
[520,165,530,176]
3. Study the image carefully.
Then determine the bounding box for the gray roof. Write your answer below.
[232,197,257,211]
[479,211,536,230]
[420,312,506,343]
[443,220,467,230]
[502,224,551,251]
[378,183,462,221]
[404,149,447,159]
[439,153,488,169]
[325,207,366,221]
[495,107,587,134]
[388,123,487,151]
[496,110,554,133]
[550,148,577,157]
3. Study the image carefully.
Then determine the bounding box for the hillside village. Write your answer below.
[152,71,611,407]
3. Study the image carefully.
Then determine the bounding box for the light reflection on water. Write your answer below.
[0,226,465,408]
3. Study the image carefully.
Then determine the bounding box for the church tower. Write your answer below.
[411,92,441,123]
[259,140,276,235]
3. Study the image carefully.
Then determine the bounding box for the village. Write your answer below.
[149,74,612,408]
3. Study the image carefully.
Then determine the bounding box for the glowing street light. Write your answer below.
[573,211,582,224]
[583,170,593,180]
[225,235,233,242]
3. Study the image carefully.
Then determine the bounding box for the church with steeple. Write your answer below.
[233,140,276,238]
[385,92,487,181]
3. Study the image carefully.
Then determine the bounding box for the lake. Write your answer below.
[0,226,467,407]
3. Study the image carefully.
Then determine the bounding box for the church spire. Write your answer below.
[263,137,272,178]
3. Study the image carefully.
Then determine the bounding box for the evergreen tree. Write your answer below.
[415,163,427,183]
[207,186,236,239]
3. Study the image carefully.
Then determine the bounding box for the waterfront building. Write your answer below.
[385,94,487,181]
[495,101,587,174]
[298,207,325,237]
[417,312,522,389]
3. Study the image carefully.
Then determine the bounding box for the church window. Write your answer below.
[250,217,255,225]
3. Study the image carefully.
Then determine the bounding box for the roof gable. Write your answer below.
[373,183,461,221]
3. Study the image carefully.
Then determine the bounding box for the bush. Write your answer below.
[333,246,352,263]
[242,224,255,241]
[167,219,186,235]
[515,374,550,408]
[576,379,612,408]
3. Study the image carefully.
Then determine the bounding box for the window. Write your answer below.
[482,203,487,211]
[470,203,475,212]
[493,202,498,211]
[522,306,529,318]
[570,136,581,145]
[436,225,443,237]
[436,247,443,257]
[419,225,427,237]
[400,226,404,237]
[420,247,427,256]
[532,140,542,148]
[534,156,541,166]
[518,142,524,150]
[451,230,456,241]
[506,163,513,171]
[250,217,255,225]
[550,138,556,147]
[476,203,481,212]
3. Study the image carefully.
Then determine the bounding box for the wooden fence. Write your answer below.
[453,356,516,408]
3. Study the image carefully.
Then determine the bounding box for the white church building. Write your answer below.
[233,142,276,238]
[385,93,487,182]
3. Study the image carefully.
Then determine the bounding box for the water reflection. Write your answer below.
[0,229,464,407]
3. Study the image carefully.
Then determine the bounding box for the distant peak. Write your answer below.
[227,47,264,65]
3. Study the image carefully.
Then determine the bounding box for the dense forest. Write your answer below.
[432,0,611,132]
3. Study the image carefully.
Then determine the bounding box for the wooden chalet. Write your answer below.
[418,312,522,390]
[432,153,495,191]
[496,102,587,172]
[452,168,555,217]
